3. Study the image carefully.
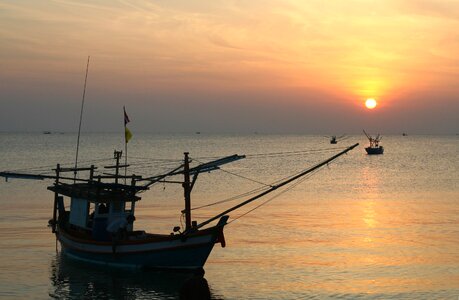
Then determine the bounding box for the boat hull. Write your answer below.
[57,219,227,270]
[365,146,384,155]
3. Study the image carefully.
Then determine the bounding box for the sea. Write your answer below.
[0,133,458,299]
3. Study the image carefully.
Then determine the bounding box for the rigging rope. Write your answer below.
[190,185,271,211]
[4,157,113,174]
[8,145,347,176]
[227,168,322,225]
[191,157,272,187]
[190,152,339,212]
[190,146,349,161]
[245,147,347,159]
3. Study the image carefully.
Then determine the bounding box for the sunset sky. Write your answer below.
[1,0,458,134]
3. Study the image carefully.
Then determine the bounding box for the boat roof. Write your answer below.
[47,182,143,202]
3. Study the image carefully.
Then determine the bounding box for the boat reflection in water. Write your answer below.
[49,253,218,299]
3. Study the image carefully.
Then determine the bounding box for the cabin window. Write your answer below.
[87,202,96,227]
[69,197,89,228]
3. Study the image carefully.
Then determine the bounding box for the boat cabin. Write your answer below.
[47,163,144,241]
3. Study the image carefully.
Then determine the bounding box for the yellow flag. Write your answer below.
[125,127,132,143]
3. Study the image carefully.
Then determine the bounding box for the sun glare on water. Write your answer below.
[365,98,377,109]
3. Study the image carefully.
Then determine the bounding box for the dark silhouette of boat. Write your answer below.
[363,130,384,155]
[325,134,347,144]
[0,145,358,270]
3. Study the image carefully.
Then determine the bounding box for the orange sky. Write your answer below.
[1,0,458,133]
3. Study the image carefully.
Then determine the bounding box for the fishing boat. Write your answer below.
[363,130,384,155]
[0,144,358,270]
[325,134,347,144]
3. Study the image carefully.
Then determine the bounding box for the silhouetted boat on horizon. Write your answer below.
[325,134,348,144]
[363,130,384,155]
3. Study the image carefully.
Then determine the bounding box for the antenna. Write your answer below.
[74,56,90,179]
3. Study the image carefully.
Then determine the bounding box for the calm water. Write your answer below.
[0,133,458,299]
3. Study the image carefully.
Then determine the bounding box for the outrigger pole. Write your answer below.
[138,154,246,189]
[193,143,359,231]
[0,168,94,182]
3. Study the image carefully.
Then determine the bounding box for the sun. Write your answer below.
[365,98,377,109]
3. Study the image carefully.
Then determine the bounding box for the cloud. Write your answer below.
[391,0,459,19]
[0,0,458,133]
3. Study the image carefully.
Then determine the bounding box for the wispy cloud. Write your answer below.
[0,0,458,133]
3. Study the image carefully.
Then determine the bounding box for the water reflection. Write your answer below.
[49,254,220,299]
[359,166,381,230]
[359,166,381,197]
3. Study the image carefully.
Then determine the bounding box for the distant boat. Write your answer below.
[363,130,384,155]
[43,131,52,134]
[195,131,201,135]
[325,134,346,144]
[0,144,359,270]
[402,133,408,136]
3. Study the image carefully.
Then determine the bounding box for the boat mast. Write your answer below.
[51,164,60,233]
[74,56,90,180]
[114,150,122,184]
[183,152,192,230]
